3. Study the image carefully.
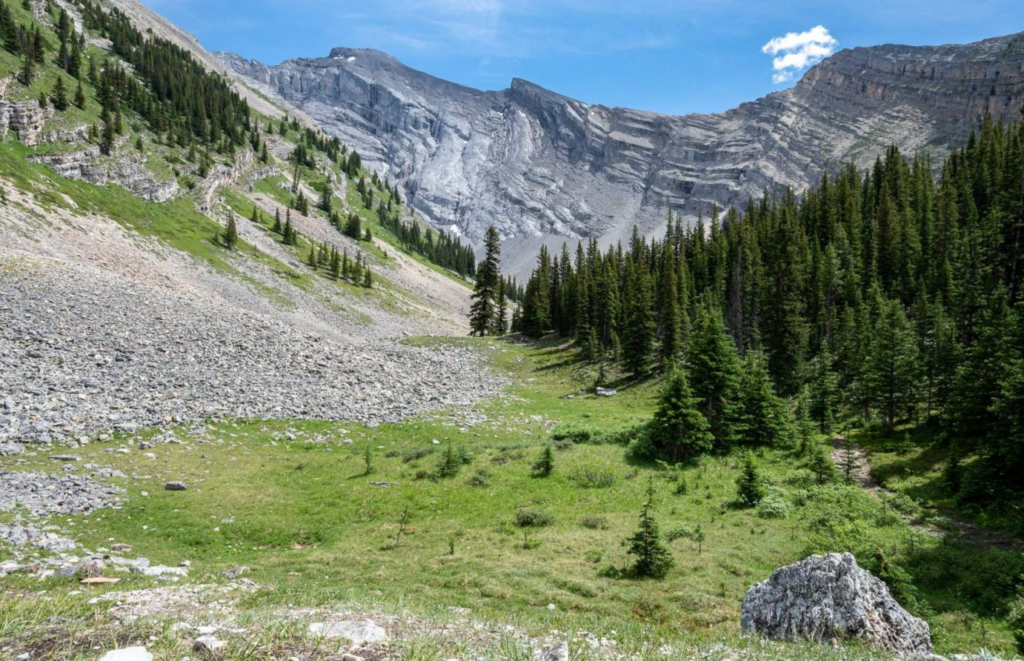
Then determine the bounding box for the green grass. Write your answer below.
[3,339,1019,657]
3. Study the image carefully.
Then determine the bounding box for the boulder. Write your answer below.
[740,553,931,656]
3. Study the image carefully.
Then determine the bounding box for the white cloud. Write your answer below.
[761,25,837,84]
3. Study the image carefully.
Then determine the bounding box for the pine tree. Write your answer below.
[222,214,239,250]
[735,453,766,506]
[469,226,502,336]
[272,208,282,234]
[649,368,714,461]
[73,81,86,109]
[736,350,790,447]
[626,478,674,579]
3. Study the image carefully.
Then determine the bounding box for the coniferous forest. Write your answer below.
[515,118,1024,512]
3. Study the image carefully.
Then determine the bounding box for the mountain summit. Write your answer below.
[219,33,1024,272]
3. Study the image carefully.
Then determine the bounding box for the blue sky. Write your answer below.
[142,0,1024,115]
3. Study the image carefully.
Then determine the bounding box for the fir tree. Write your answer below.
[73,80,85,109]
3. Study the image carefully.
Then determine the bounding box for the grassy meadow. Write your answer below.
[2,338,1021,658]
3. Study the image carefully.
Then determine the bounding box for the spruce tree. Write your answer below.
[809,345,841,433]
[688,302,742,447]
[622,257,655,376]
[532,445,555,477]
[736,350,790,447]
[469,226,501,336]
[73,81,86,109]
[626,478,674,579]
[735,453,766,506]
[866,298,921,430]
[223,214,239,250]
[649,368,714,461]
[51,75,68,111]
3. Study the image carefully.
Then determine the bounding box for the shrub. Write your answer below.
[579,516,609,530]
[569,466,617,489]
[1010,591,1024,654]
[402,447,436,463]
[883,492,922,518]
[756,488,791,519]
[467,468,491,487]
[514,508,553,528]
[666,524,694,542]
[550,422,594,445]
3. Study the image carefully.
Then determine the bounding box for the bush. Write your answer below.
[514,508,553,528]
[665,524,694,542]
[569,466,617,489]
[402,447,436,463]
[467,468,491,487]
[756,488,791,519]
[579,516,609,530]
[1009,592,1024,654]
[883,492,922,518]
[550,422,594,445]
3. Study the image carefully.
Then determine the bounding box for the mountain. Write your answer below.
[219,34,1024,274]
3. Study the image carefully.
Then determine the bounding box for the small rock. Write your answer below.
[192,635,225,656]
[533,642,569,661]
[164,481,187,491]
[224,566,248,579]
[99,648,153,661]
[308,620,386,644]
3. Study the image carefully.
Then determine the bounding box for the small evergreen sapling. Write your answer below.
[532,445,554,477]
[626,478,674,579]
[735,453,766,506]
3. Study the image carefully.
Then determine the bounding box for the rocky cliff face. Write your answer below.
[219,33,1024,273]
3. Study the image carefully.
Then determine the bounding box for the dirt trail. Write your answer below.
[829,437,1021,551]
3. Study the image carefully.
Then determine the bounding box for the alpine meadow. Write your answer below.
[1,2,1024,660]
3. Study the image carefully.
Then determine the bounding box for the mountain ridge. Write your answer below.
[218,31,1024,274]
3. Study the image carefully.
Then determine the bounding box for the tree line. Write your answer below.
[515,118,1024,507]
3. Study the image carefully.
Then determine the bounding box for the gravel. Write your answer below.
[0,267,503,446]
[0,471,123,516]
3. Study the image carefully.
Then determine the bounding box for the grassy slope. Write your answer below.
[2,339,1018,657]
